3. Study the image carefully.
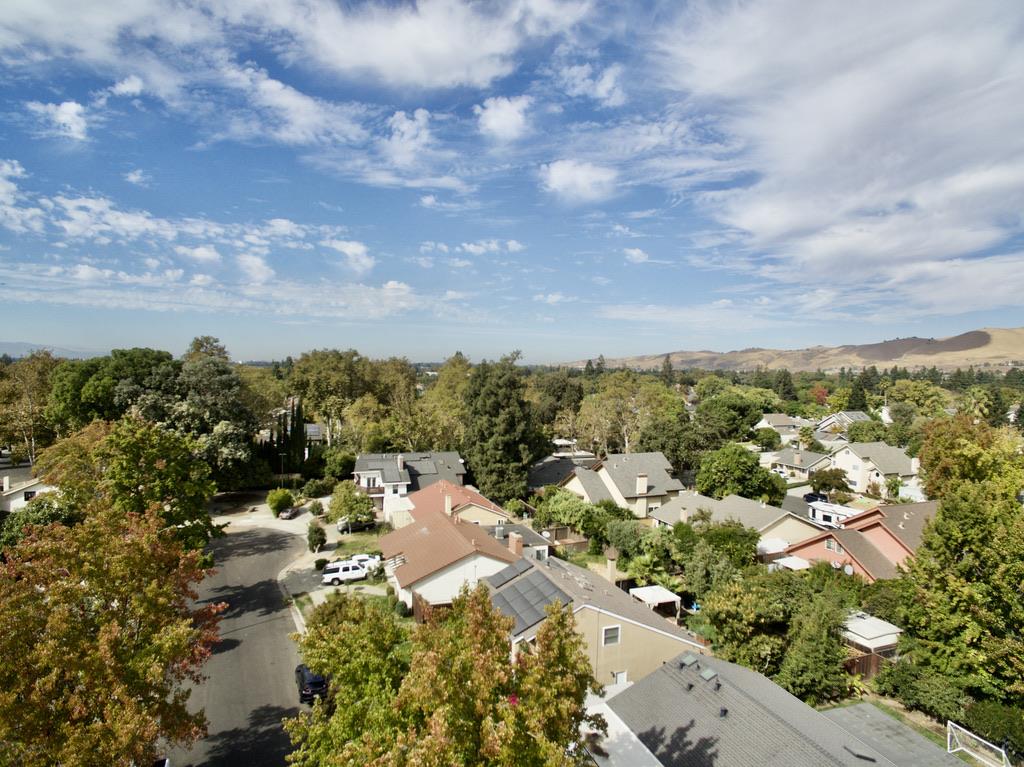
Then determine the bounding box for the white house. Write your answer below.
[353,452,466,524]
[0,475,56,513]
[770,448,831,482]
[754,413,815,444]
[828,442,925,501]
[561,452,683,518]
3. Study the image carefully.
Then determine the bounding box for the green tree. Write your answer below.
[307,520,327,552]
[695,443,787,505]
[846,420,889,443]
[184,334,229,362]
[847,377,868,411]
[680,538,737,602]
[774,597,849,705]
[417,352,473,451]
[917,416,1024,501]
[0,350,60,464]
[328,480,375,525]
[698,520,760,568]
[702,576,790,676]
[752,427,782,451]
[809,468,852,500]
[0,506,223,766]
[660,354,675,387]
[464,353,544,502]
[773,369,797,401]
[267,488,295,517]
[0,493,82,551]
[323,447,356,480]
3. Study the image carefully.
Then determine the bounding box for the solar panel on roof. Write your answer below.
[679,653,699,667]
[700,667,718,682]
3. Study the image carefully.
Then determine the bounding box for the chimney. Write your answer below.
[508,531,523,557]
[794,451,802,466]
[635,472,648,496]
[444,494,452,516]
[2,476,8,492]
[397,454,405,470]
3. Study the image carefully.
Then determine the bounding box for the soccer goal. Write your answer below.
[947,721,1011,767]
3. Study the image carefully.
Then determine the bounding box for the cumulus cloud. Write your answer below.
[123,169,150,186]
[26,100,89,141]
[322,239,375,274]
[540,159,617,203]
[111,75,144,97]
[533,292,574,304]
[237,253,274,283]
[174,244,221,263]
[623,247,648,264]
[558,62,626,107]
[474,95,532,141]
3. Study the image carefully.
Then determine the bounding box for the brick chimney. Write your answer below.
[635,472,648,496]
[444,494,452,516]
[508,531,523,557]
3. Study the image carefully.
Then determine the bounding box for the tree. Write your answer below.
[417,352,472,451]
[847,377,868,411]
[774,597,849,705]
[0,350,60,464]
[0,506,223,766]
[0,493,82,551]
[917,416,1024,502]
[679,538,737,602]
[267,488,295,517]
[809,468,852,500]
[695,443,787,505]
[694,391,762,443]
[328,480,375,525]
[578,372,685,455]
[773,369,797,401]
[290,349,375,446]
[307,520,327,552]
[323,447,356,480]
[698,520,759,568]
[184,334,229,362]
[846,420,889,443]
[753,427,782,451]
[464,353,544,502]
[660,354,674,387]
[34,418,219,550]
[702,576,790,676]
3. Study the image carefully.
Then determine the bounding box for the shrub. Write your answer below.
[314,558,329,571]
[875,661,970,723]
[504,498,527,518]
[266,488,294,517]
[964,701,1024,757]
[302,476,337,498]
[832,491,853,505]
[307,520,327,553]
[606,519,644,559]
[394,600,410,617]
[385,584,395,597]
[323,448,356,480]
[328,480,375,524]
[307,499,324,517]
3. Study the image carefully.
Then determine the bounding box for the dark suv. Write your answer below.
[295,664,327,704]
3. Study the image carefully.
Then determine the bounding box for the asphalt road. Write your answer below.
[169,525,306,767]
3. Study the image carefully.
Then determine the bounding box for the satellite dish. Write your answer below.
[843,564,854,576]
[541,530,551,538]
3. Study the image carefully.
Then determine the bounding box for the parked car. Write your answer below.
[336,516,376,533]
[321,560,368,586]
[278,506,301,519]
[803,492,828,504]
[295,663,327,703]
[348,553,381,571]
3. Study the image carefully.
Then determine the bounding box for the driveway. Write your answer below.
[169,526,306,767]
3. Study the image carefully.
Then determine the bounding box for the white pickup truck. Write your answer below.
[320,555,382,586]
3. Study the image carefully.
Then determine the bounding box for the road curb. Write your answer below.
[277,558,308,635]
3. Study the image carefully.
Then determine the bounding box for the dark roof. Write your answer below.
[354,452,465,491]
[598,452,684,499]
[822,703,961,766]
[780,494,810,516]
[487,558,700,644]
[607,653,893,767]
[528,454,598,489]
[489,567,572,634]
[831,529,898,580]
[482,523,550,549]
[567,466,615,503]
[877,501,936,552]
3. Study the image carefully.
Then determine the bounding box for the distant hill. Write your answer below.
[0,341,103,359]
[568,327,1024,372]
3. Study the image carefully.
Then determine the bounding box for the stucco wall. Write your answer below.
[412,554,511,606]
[761,515,822,546]
[453,503,509,526]
[787,537,874,581]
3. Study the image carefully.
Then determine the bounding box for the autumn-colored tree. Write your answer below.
[0,506,223,766]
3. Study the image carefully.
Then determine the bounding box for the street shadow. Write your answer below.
[198,704,299,767]
[202,579,285,620]
[210,528,297,562]
[210,636,241,655]
[638,720,718,767]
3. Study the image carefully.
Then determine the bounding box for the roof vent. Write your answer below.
[719,707,728,718]
[700,668,718,682]
[714,680,722,692]
[685,682,694,691]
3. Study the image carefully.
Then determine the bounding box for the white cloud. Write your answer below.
[506,240,525,253]
[174,244,221,263]
[54,195,177,241]
[381,109,433,168]
[26,100,89,141]
[420,241,449,253]
[474,95,532,141]
[418,194,479,212]
[448,258,472,268]
[458,239,502,255]
[190,273,215,286]
[322,239,375,274]
[237,253,274,283]
[111,75,144,97]
[558,62,626,107]
[123,169,150,186]
[0,159,45,233]
[533,292,575,304]
[540,159,617,203]
[623,247,648,264]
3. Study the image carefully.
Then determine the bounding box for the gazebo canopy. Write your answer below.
[629,584,681,608]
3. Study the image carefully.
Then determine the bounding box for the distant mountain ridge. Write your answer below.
[568,327,1024,372]
[0,341,103,359]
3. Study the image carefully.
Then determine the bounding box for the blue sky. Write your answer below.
[1,0,1023,363]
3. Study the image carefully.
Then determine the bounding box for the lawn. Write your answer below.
[329,530,385,560]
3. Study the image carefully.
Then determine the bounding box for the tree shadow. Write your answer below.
[638,720,718,767]
[210,527,298,561]
[210,636,241,655]
[198,704,299,767]
[202,579,286,620]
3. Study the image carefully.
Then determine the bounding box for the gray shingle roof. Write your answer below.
[844,442,915,476]
[822,703,962,766]
[599,452,684,499]
[354,452,465,490]
[607,654,894,767]
[653,491,810,534]
[877,501,936,552]
[482,523,550,549]
[831,529,898,580]
[528,454,599,489]
[566,466,615,504]
[772,447,828,469]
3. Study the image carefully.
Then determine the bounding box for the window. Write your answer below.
[822,514,833,523]
[24,491,36,502]
[602,625,620,646]
[825,539,844,555]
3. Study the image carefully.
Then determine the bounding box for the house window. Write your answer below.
[825,539,844,555]
[612,670,627,685]
[366,476,378,488]
[649,503,660,513]
[602,625,620,646]
[24,491,36,502]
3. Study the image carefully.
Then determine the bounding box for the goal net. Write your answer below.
[947,721,1011,767]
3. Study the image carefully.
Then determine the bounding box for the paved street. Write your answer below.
[169,525,306,767]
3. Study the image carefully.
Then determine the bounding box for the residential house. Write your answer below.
[828,442,925,500]
[651,491,824,559]
[528,452,599,492]
[391,479,511,529]
[561,452,683,519]
[754,413,815,444]
[353,452,466,523]
[487,557,706,686]
[587,651,916,767]
[816,410,872,434]
[379,507,519,615]
[770,447,830,482]
[813,429,849,451]
[784,501,937,583]
[482,523,552,561]
[1,475,56,514]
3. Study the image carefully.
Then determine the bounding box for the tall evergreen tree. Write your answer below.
[660,354,675,387]
[847,377,868,410]
[463,354,543,502]
[774,597,849,705]
[773,369,797,401]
